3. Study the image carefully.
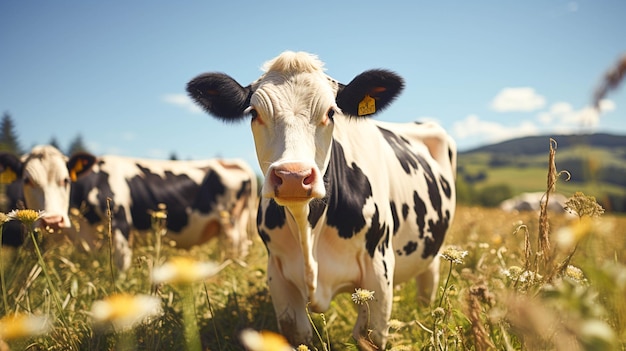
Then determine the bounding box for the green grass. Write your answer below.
[1,202,625,350]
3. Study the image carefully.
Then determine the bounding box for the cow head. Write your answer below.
[187,51,403,207]
[0,145,72,230]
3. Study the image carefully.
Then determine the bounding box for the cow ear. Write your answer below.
[0,153,22,184]
[187,73,252,122]
[67,153,97,182]
[336,69,404,117]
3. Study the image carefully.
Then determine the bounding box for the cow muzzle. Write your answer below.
[265,161,325,203]
[41,214,71,230]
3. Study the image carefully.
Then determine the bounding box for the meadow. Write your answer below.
[1,143,625,351]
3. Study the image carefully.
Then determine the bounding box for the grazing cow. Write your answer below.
[186,51,456,348]
[500,192,567,213]
[0,145,257,270]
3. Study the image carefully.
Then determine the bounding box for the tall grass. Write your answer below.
[0,141,625,350]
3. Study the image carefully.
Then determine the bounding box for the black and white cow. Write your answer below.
[0,145,257,270]
[187,51,456,348]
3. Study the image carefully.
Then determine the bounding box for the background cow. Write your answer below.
[0,145,257,270]
[187,51,456,348]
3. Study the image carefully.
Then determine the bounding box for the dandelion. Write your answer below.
[151,256,223,285]
[440,247,468,265]
[91,293,162,331]
[431,307,446,320]
[0,213,9,224]
[240,329,293,351]
[7,209,45,227]
[351,288,375,305]
[0,313,51,341]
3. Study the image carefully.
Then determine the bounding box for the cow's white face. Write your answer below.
[248,69,336,205]
[22,146,72,229]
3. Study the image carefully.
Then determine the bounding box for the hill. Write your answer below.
[456,133,626,212]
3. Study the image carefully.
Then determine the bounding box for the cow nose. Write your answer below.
[268,163,319,200]
[41,215,70,229]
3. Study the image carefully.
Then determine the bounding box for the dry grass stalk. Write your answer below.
[537,139,558,270]
[593,53,626,108]
[467,284,495,351]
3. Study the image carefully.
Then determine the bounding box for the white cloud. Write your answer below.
[537,99,616,128]
[490,87,546,112]
[162,94,202,114]
[453,114,539,142]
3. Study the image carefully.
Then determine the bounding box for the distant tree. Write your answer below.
[0,112,23,155]
[476,184,513,207]
[48,136,62,151]
[169,152,178,161]
[67,134,89,155]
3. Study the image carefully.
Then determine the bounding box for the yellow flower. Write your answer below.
[0,313,51,340]
[240,329,293,351]
[152,256,223,285]
[351,288,375,305]
[91,293,162,331]
[7,209,45,226]
[556,217,594,249]
[0,213,9,224]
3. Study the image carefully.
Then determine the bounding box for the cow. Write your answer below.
[186,51,457,348]
[0,145,258,270]
[500,192,567,214]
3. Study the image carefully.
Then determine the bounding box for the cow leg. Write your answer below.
[354,254,394,349]
[112,229,132,271]
[267,257,313,346]
[416,254,440,305]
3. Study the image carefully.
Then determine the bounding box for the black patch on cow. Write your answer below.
[324,139,372,240]
[258,228,271,248]
[127,165,200,233]
[413,190,427,238]
[401,203,409,220]
[402,240,418,256]
[422,210,451,258]
[237,179,252,200]
[365,205,385,257]
[71,168,114,226]
[1,180,25,247]
[308,198,326,229]
[264,199,286,230]
[377,127,421,175]
[390,201,400,235]
[193,170,227,214]
[439,175,452,199]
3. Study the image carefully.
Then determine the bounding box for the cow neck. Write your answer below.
[284,201,318,300]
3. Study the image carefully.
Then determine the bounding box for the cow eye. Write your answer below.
[23,176,33,186]
[326,108,336,123]
[248,108,259,119]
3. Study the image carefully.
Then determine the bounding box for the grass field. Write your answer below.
[1,200,624,350]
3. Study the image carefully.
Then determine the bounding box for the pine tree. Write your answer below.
[0,112,23,155]
[48,136,62,151]
[67,134,89,155]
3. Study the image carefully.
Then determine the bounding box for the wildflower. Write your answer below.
[388,319,406,330]
[502,266,524,280]
[0,213,9,224]
[152,256,223,285]
[440,246,468,265]
[0,313,51,340]
[296,345,310,351]
[7,209,45,227]
[564,192,605,218]
[351,288,375,305]
[565,265,587,283]
[431,307,446,319]
[240,329,293,351]
[556,217,594,249]
[91,293,162,331]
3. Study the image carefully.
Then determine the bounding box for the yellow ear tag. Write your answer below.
[0,168,17,184]
[358,95,376,116]
[70,160,85,182]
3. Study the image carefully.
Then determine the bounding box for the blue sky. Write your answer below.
[2,1,625,174]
